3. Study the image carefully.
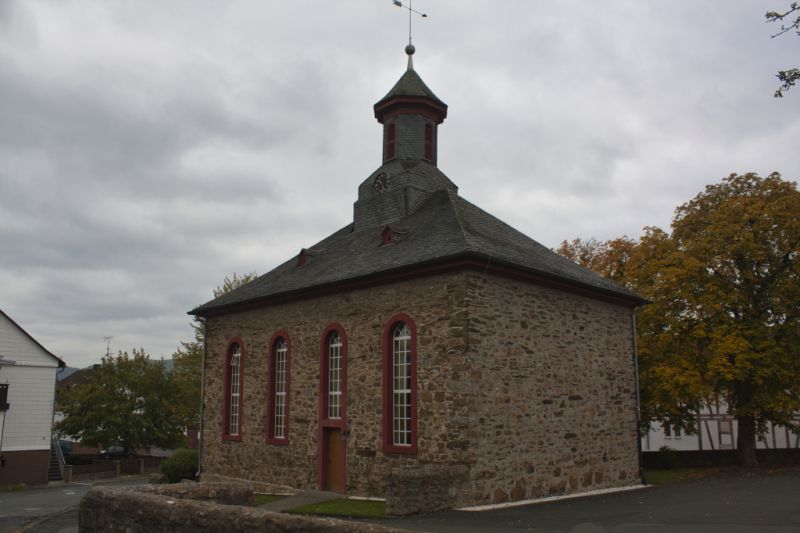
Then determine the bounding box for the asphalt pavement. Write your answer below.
[0,476,147,533]
[381,466,800,532]
[2,467,799,532]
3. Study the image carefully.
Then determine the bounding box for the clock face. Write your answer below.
[372,172,389,194]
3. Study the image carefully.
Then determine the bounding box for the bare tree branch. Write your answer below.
[766,3,800,97]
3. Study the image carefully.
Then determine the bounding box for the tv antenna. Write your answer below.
[392,0,427,45]
[103,336,114,358]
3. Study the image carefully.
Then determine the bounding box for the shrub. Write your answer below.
[658,445,676,469]
[160,448,198,483]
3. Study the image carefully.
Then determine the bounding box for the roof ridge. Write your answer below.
[447,190,472,250]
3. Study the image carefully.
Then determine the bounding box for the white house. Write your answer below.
[643,401,800,452]
[0,309,65,486]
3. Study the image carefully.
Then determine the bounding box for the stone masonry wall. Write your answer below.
[201,272,472,498]
[463,272,640,505]
[79,483,403,533]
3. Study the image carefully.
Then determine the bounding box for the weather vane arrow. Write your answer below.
[392,0,427,45]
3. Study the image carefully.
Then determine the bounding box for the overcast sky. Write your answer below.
[1,1,798,368]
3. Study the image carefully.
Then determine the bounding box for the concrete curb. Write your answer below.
[457,484,649,512]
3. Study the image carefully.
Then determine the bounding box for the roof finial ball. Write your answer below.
[405,43,415,71]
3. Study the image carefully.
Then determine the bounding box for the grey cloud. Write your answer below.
[1,1,798,367]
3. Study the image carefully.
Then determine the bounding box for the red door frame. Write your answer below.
[317,323,348,491]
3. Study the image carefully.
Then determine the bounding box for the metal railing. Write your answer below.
[52,435,65,477]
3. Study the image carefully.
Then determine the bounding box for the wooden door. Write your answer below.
[323,428,344,492]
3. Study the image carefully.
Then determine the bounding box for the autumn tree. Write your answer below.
[557,173,800,466]
[664,173,800,465]
[555,236,637,286]
[55,349,185,455]
[767,3,800,97]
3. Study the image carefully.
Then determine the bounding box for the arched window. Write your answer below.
[267,332,290,444]
[382,315,417,454]
[319,324,348,424]
[223,339,244,441]
[327,331,343,419]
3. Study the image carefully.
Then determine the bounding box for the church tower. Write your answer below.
[374,44,447,165]
[353,46,457,232]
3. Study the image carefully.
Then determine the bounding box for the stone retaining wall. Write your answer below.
[79,483,401,533]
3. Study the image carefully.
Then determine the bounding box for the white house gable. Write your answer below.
[0,312,61,368]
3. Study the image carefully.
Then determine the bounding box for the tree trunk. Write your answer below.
[736,414,758,467]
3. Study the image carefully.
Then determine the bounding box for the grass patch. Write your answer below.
[0,484,27,493]
[288,498,386,518]
[253,493,287,506]
[644,467,707,485]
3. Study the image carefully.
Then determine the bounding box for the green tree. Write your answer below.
[55,349,185,455]
[557,173,800,466]
[171,341,203,430]
[766,3,800,97]
[170,272,259,430]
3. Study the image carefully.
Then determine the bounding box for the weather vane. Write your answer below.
[392,0,427,45]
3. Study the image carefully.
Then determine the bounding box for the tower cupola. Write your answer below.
[373,44,447,165]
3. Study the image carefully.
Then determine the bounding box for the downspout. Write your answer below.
[631,311,644,484]
[196,318,208,480]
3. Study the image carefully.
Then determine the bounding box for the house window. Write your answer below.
[424,123,433,161]
[327,331,343,419]
[267,333,290,444]
[223,340,244,440]
[384,122,396,161]
[382,314,417,454]
[663,424,682,439]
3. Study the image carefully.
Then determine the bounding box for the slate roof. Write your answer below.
[376,68,446,108]
[191,190,644,316]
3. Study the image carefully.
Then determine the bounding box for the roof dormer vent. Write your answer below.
[381,226,395,246]
[297,249,309,267]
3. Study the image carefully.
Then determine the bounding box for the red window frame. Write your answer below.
[382,313,418,454]
[319,323,348,426]
[222,337,245,442]
[266,331,291,445]
[384,122,396,161]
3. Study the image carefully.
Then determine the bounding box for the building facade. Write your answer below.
[643,402,800,452]
[192,46,645,510]
[0,309,65,486]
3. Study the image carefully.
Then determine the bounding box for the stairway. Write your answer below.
[48,441,63,481]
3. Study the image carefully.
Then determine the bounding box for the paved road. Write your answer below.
[0,476,147,533]
[3,468,799,532]
[382,467,800,532]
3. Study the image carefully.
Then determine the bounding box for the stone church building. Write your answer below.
[191,46,645,512]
